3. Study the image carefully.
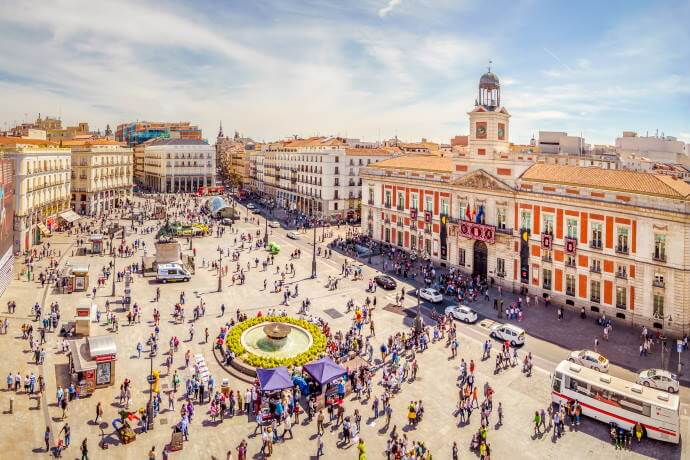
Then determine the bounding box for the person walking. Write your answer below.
[80,438,88,460]
[94,401,103,424]
[533,410,542,435]
[44,426,51,453]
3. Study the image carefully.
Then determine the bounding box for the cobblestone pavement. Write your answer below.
[0,197,686,459]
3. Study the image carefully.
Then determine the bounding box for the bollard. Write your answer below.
[9,397,14,414]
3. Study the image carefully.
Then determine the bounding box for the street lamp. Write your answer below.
[264,211,269,247]
[111,234,116,297]
[311,216,317,279]
[414,289,423,334]
[217,247,223,292]
[146,351,155,430]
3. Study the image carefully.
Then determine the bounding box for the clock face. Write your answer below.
[476,122,487,139]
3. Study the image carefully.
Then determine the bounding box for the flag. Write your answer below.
[476,205,484,223]
[471,206,476,221]
[465,205,471,221]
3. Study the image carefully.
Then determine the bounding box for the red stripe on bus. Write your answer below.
[552,391,676,437]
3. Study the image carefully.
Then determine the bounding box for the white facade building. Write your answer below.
[538,131,587,155]
[69,140,133,215]
[140,138,216,193]
[616,131,688,163]
[6,145,71,251]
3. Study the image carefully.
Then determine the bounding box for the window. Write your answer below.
[590,259,601,273]
[411,193,419,210]
[543,214,554,234]
[653,294,664,319]
[616,286,627,309]
[334,178,340,186]
[566,274,576,296]
[566,254,576,267]
[397,192,405,210]
[334,191,339,200]
[424,195,433,213]
[520,210,531,231]
[397,230,403,246]
[368,188,375,204]
[653,272,665,288]
[542,269,552,290]
[384,228,390,243]
[410,234,416,250]
[384,190,391,208]
[654,234,666,261]
[458,248,466,266]
[616,227,629,253]
[440,199,449,216]
[496,208,506,229]
[590,280,600,303]
[566,218,578,239]
[542,249,552,262]
[591,222,603,248]
[497,258,505,276]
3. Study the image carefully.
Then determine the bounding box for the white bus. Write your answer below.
[551,360,680,444]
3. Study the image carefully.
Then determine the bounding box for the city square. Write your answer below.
[0,193,687,459]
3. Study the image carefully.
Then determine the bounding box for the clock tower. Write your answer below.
[467,65,510,159]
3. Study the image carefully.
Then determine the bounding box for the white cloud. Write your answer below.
[378,0,401,17]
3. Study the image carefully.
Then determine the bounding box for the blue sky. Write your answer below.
[0,0,688,145]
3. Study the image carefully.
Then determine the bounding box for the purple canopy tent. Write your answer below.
[257,366,293,392]
[302,357,347,385]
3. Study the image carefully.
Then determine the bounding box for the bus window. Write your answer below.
[552,372,562,392]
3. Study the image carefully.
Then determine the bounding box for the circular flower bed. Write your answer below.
[225,316,326,368]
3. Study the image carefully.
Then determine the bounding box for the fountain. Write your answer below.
[240,321,313,359]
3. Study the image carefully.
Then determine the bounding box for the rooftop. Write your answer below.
[62,139,124,147]
[145,138,209,146]
[0,136,58,147]
[521,163,690,199]
[345,147,398,157]
[369,154,454,173]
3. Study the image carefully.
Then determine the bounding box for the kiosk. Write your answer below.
[67,335,117,397]
[62,263,90,293]
[90,234,104,254]
[74,298,98,336]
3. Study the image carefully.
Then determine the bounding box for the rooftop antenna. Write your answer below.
[488,59,492,72]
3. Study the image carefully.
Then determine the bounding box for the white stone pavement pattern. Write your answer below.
[0,195,686,459]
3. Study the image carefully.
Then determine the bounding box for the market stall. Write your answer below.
[302,357,347,408]
[74,298,98,336]
[67,335,117,397]
[256,367,294,423]
[90,234,104,254]
[57,210,82,230]
[61,263,90,293]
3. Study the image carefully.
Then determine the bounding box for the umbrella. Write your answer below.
[303,357,346,385]
[257,367,293,392]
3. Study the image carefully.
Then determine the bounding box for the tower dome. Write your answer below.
[477,63,500,111]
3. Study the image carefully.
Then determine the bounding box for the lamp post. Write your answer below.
[414,288,423,334]
[217,247,223,292]
[311,215,317,279]
[146,351,155,430]
[264,212,269,247]
[111,234,116,297]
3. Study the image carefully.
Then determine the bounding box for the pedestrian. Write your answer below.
[533,410,541,435]
[44,426,51,453]
[594,337,599,352]
[95,401,103,423]
[80,438,88,460]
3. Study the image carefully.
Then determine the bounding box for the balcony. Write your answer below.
[565,260,577,269]
[653,253,667,263]
[615,245,629,255]
[396,205,404,211]
[396,220,403,228]
[589,265,601,274]
[496,271,506,278]
[590,241,603,250]
[590,296,601,304]
[496,226,512,235]
[367,199,374,205]
[384,203,391,209]
[541,255,552,263]
[653,280,665,289]
[615,270,628,280]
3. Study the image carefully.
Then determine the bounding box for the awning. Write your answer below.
[257,367,294,392]
[87,335,117,358]
[68,339,96,373]
[37,222,51,236]
[59,210,82,223]
[302,357,347,385]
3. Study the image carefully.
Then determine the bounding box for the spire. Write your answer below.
[218,121,224,139]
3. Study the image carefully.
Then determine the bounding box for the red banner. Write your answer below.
[458,221,495,244]
[410,209,417,220]
[541,233,552,249]
[565,237,577,254]
[424,211,432,223]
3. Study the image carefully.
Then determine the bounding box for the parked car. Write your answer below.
[568,350,609,372]
[489,323,525,346]
[417,288,443,303]
[220,218,233,225]
[268,220,281,228]
[157,263,191,283]
[355,244,372,257]
[374,275,397,290]
[445,305,478,323]
[637,368,679,393]
[246,203,256,210]
[286,231,299,240]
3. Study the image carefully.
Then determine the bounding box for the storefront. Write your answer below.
[67,335,117,397]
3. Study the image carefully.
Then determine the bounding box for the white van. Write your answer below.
[489,323,526,346]
[157,263,191,283]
